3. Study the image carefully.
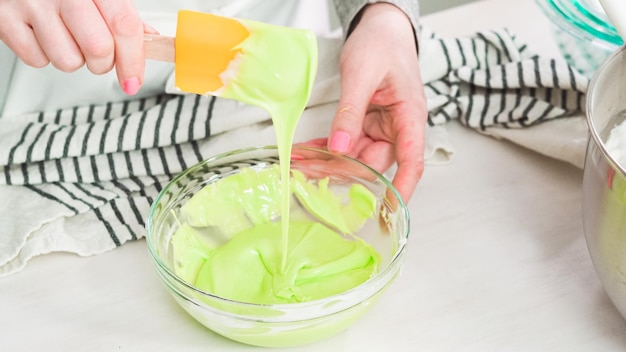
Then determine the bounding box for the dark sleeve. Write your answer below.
[331,0,420,37]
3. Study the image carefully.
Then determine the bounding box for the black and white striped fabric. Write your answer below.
[421,28,588,130]
[0,29,589,276]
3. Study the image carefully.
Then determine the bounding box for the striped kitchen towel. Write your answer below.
[420,28,588,129]
[419,27,590,167]
[0,28,589,276]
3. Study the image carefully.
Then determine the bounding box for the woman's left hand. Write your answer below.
[309,3,428,203]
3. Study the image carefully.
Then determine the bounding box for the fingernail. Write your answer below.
[329,131,350,153]
[123,77,140,95]
[291,154,305,160]
[143,23,160,34]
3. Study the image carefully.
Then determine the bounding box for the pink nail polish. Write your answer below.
[123,77,140,95]
[329,131,350,153]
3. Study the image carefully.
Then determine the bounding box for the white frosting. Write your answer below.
[605,119,626,169]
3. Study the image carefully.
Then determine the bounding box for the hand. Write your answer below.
[324,3,427,203]
[0,0,155,95]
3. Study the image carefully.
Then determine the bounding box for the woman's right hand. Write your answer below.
[0,0,155,95]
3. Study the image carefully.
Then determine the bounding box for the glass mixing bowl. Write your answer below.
[145,145,410,347]
[535,0,623,77]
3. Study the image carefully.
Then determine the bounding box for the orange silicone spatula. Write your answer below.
[143,10,318,101]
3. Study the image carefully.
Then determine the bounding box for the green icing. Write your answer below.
[178,166,376,239]
[171,224,214,284]
[171,166,381,304]
[291,169,377,234]
[195,221,379,304]
[219,20,318,273]
[221,20,318,163]
[180,167,282,234]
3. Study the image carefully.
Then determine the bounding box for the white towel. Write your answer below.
[0,28,589,277]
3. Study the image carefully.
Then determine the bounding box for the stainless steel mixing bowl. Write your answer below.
[584,45,626,320]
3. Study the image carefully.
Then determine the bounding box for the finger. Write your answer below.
[61,0,114,75]
[0,18,49,68]
[29,7,84,71]
[328,51,379,155]
[357,141,395,172]
[293,138,328,160]
[391,105,425,203]
[143,22,160,35]
[355,109,395,171]
[296,138,328,149]
[94,0,145,95]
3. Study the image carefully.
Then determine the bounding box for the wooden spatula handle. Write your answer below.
[144,34,175,63]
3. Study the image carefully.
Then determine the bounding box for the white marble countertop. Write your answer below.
[2,0,626,351]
